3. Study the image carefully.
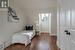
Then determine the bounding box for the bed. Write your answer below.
[12,30,35,46]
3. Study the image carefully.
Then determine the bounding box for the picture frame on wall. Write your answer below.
[8,7,19,22]
[0,0,9,8]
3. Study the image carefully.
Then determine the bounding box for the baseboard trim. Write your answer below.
[50,34,57,36]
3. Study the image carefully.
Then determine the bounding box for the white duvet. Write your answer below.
[12,30,35,46]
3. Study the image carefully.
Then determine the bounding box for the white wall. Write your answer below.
[0,0,57,47]
[0,0,27,48]
[24,8,57,35]
[19,0,57,35]
[9,0,57,35]
[51,8,57,35]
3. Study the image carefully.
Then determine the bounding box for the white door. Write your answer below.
[69,0,75,49]
[39,13,51,33]
[58,0,71,50]
[58,0,75,50]
[59,9,70,50]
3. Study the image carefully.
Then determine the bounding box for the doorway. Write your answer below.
[39,13,51,34]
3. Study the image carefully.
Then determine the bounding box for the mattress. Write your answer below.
[21,30,35,39]
[12,30,35,46]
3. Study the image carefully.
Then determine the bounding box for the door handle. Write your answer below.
[64,30,71,35]
[66,32,71,35]
[65,30,68,33]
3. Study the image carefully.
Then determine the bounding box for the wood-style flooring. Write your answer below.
[5,33,59,50]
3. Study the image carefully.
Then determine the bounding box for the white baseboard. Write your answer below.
[57,40,60,48]
[49,33,57,36]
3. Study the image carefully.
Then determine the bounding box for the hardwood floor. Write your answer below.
[5,33,59,50]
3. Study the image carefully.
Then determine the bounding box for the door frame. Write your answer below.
[39,13,51,35]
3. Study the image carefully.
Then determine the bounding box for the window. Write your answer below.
[39,13,51,22]
[0,0,8,8]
